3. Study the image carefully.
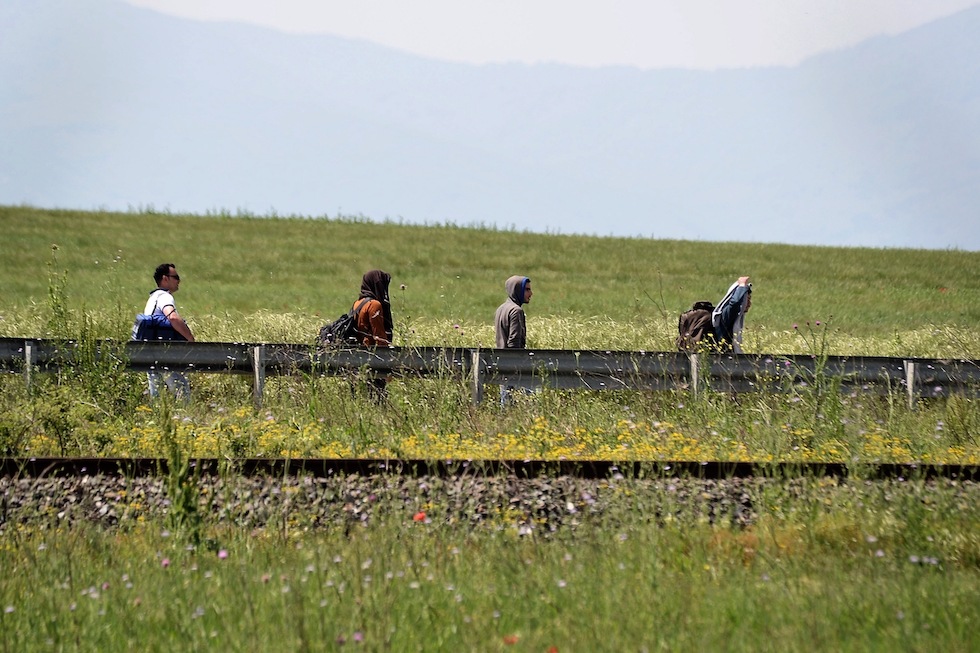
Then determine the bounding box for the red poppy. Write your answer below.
[413,511,426,522]
[503,635,519,645]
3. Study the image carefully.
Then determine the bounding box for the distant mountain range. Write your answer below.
[1,0,978,249]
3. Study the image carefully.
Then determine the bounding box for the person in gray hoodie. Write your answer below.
[495,275,532,349]
[494,276,532,407]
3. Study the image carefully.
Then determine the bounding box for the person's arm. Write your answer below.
[367,302,390,346]
[718,285,750,338]
[161,305,195,342]
[506,307,526,349]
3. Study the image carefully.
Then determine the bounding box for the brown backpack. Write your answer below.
[676,301,716,352]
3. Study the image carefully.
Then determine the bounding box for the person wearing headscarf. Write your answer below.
[354,269,393,347]
[711,276,752,353]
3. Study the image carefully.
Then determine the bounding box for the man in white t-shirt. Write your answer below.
[145,263,194,400]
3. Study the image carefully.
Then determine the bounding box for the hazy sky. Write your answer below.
[123,0,980,69]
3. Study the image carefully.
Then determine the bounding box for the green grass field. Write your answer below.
[3,205,980,347]
[4,205,980,649]
[2,206,980,465]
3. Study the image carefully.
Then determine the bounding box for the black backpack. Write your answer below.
[318,299,370,347]
[676,301,716,352]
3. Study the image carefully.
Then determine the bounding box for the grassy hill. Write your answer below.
[2,206,979,351]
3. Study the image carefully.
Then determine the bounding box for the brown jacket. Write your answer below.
[354,299,390,346]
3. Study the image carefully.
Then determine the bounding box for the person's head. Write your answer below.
[154,263,180,291]
[360,269,392,302]
[505,276,531,306]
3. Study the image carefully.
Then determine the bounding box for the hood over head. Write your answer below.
[505,275,529,306]
[358,269,393,337]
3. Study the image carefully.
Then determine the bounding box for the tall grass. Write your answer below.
[2,478,980,652]
[3,206,980,463]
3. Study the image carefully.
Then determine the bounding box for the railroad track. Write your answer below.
[2,457,978,480]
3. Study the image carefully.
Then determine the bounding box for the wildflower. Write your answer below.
[909,555,920,563]
[400,284,406,290]
[102,582,110,590]
[762,574,770,581]
[557,579,567,588]
[493,611,501,619]
[353,632,363,642]
[548,648,559,653]
[161,558,170,568]
[815,321,821,326]
[413,511,426,522]
[218,549,228,560]
[866,535,877,543]
[875,550,885,557]
[133,598,140,606]
[4,606,13,614]
[793,324,798,329]
[503,635,519,645]
[336,635,346,645]
[262,574,270,583]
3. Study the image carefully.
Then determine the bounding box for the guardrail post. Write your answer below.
[471,349,484,406]
[689,353,700,398]
[904,360,916,410]
[253,345,266,408]
[24,340,34,391]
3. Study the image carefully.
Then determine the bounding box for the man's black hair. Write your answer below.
[154,263,176,286]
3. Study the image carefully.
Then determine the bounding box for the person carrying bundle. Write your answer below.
[711,275,752,353]
[677,275,751,353]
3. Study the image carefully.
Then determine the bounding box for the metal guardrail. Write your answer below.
[3,337,980,408]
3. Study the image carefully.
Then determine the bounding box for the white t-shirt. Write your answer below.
[144,289,176,316]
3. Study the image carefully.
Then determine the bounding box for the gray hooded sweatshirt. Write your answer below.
[494,276,528,348]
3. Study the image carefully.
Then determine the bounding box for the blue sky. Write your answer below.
[3,0,978,248]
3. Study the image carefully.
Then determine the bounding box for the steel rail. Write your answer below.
[0,457,978,480]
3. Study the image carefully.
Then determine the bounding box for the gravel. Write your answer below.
[0,474,761,533]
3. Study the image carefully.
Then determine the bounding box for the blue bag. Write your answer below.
[133,288,188,341]
[131,313,186,341]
